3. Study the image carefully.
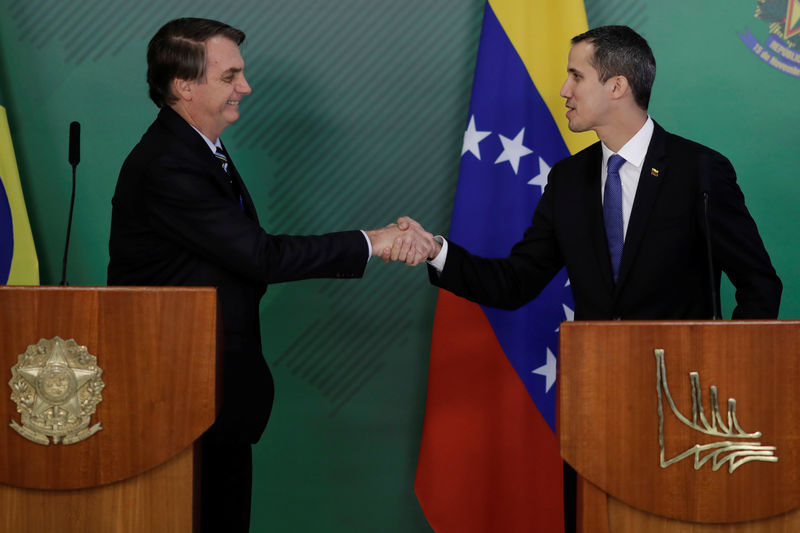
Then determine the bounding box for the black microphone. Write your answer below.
[700,155,720,320]
[61,121,80,285]
[69,121,80,167]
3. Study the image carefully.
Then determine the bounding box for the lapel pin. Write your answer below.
[651,168,659,177]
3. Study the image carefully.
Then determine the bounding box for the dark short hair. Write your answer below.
[571,25,655,110]
[147,18,246,108]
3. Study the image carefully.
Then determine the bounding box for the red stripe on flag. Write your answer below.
[415,289,564,532]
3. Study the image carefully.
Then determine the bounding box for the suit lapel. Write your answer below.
[221,143,259,222]
[158,106,245,206]
[157,108,256,216]
[615,122,668,289]
[159,107,223,173]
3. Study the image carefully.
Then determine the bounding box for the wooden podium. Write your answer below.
[559,321,800,532]
[0,286,220,533]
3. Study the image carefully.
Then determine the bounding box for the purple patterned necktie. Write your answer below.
[604,154,625,282]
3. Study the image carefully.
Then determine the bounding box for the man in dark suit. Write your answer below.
[416,25,781,320]
[107,18,432,533]
[395,25,781,533]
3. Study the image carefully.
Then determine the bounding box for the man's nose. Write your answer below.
[559,79,570,98]
[238,75,252,95]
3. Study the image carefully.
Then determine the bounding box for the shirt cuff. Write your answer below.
[360,230,372,262]
[427,236,448,273]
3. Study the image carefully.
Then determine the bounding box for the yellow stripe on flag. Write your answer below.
[490,0,596,155]
[0,105,39,285]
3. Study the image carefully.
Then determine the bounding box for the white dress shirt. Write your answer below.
[191,126,223,153]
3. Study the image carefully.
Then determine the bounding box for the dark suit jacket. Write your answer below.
[108,106,368,441]
[431,122,781,320]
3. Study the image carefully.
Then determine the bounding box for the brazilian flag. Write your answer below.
[0,89,38,284]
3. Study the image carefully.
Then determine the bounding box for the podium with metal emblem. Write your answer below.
[0,286,219,533]
[559,320,800,532]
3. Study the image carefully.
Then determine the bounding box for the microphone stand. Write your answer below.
[59,164,77,286]
[702,191,721,320]
[60,122,79,285]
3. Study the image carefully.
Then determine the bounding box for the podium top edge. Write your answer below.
[562,319,798,326]
[0,286,217,294]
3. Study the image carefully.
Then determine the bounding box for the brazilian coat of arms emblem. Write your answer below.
[8,337,105,445]
[740,0,800,78]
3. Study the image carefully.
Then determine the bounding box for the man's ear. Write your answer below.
[609,75,630,101]
[172,78,193,102]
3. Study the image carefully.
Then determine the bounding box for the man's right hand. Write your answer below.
[365,217,437,266]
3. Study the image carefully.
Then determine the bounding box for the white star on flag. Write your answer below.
[527,156,550,191]
[495,127,532,174]
[462,115,492,160]
[532,347,557,393]
[555,303,575,332]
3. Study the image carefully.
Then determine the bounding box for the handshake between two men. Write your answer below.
[365,216,440,267]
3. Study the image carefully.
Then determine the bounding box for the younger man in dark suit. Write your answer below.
[417,25,781,320]
[395,25,781,533]
[107,18,433,533]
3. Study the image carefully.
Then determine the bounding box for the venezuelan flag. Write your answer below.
[0,95,39,285]
[415,1,592,531]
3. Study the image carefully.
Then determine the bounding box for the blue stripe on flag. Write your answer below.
[449,3,573,432]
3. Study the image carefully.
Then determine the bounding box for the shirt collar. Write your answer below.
[601,116,654,168]
[189,124,223,153]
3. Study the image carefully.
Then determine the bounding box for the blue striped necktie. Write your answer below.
[215,147,244,210]
[604,154,625,282]
[215,147,230,178]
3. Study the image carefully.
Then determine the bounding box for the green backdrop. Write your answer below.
[1,1,796,531]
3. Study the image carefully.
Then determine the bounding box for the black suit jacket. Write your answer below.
[431,122,781,320]
[108,106,368,441]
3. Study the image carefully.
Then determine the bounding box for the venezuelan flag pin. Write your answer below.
[651,168,659,177]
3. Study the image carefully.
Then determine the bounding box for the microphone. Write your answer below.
[69,121,80,167]
[700,155,720,320]
[61,121,80,285]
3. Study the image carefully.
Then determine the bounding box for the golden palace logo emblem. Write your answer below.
[655,348,777,473]
[8,337,105,445]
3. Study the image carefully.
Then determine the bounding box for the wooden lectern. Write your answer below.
[0,286,220,533]
[559,321,800,532]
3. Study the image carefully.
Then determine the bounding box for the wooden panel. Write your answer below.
[559,321,800,523]
[577,474,610,533]
[606,486,800,532]
[0,444,196,533]
[0,287,219,489]
[577,476,800,533]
